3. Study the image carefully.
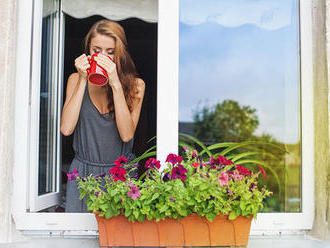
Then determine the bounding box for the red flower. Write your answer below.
[109,166,127,181]
[217,155,233,165]
[145,158,161,169]
[166,153,183,165]
[171,164,187,180]
[258,165,267,178]
[208,155,233,169]
[191,162,199,168]
[236,165,252,176]
[114,156,129,167]
[191,162,206,168]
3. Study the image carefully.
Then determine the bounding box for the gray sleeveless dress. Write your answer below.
[65,82,136,213]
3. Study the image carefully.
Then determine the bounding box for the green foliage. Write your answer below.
[190,99,292,212]
[178,132,288,212]
[193,100,259,143]
[75,143,272,223]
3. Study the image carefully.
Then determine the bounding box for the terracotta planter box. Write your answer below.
[94,212,253,247]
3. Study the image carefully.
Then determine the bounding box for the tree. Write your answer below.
[192,99,288,211]
[193,100,259,143]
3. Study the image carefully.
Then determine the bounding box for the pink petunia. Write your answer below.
[230,171,244,181]
[218,172,229,186]
[192,150,198,158]
[67,168,79,181]
[127,186,141,200]
[126,182,136,188]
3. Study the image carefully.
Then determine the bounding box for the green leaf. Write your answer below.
[159,205,168,213]
[125,208,132,217]
[228,151,262,162]
[128,151,157,165]
[200,142,236,156]
[178,141,195,151]
[151,192,160,201]
[105,209,112,219]
[179,132,212,157]
[137,214,145,222]
[133,210,139,219]
[146,135,156,144]
[228,211,239,220]
[206,212,217,222]
[110,189,118,197]
[220,141,286,156]
[199,184,208,191]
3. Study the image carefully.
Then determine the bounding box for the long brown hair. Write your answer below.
[84,19,139,113]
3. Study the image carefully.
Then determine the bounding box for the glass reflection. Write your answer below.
[38,0,59,195]
[179,0,301,212]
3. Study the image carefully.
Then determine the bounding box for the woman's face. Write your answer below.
[89,34,115,60]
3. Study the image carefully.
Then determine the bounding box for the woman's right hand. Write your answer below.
[74,54,91,79]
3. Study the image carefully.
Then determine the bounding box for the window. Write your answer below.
[13,0,313,232]
[178,0,301,213]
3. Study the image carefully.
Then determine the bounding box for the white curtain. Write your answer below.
[62,0,158,22]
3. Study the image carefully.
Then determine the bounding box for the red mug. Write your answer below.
[87,53,113,86]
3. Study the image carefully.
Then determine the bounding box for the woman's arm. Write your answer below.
[94,54,145,142]
[112,78,145,142]
[60,73,86,136]
[60,54,90,136]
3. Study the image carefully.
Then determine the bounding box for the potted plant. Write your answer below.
[67,142,272,247]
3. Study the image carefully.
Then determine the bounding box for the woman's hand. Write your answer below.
[94,54,121,89]
[74,54,91,80]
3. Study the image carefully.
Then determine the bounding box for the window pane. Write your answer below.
[179,0,301,212]
[38,0,59,195]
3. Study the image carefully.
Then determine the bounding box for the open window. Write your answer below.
[28,0,158,213]
[29,0,62,212]
[13,0,313,233]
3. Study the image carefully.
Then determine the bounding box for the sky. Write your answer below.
[178,0,300,144]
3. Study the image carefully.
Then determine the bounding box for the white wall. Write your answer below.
[0,0,21,243]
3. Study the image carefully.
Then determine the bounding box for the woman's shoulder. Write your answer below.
[134,77,145,88]
[132,77,145,98]
[66,73,82,90]
[68,72,80,83]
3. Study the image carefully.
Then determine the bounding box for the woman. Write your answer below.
[60,19,145,212]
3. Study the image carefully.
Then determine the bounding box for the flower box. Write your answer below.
[94,212,253,247]
[68,138,273,248]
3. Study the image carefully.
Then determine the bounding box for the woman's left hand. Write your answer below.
[95,54,121,89]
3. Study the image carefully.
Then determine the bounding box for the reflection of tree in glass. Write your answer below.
[193,100,259,144]
[189,100,299,213]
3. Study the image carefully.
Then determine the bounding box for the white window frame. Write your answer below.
[12,0,314,234]
[28,0,63,212]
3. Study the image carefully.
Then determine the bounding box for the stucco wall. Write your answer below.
[310,0,330,240]
[0,0,18,243]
